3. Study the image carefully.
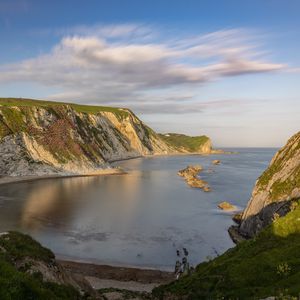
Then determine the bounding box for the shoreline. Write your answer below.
[0,168,126,186]
[59,259,174,284]
[58,259,174,293]
[0,150,236,187]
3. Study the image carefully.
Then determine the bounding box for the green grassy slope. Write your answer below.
[0,232,83,300]
[256,132,300,201]
[0,97,129,117]
[153,200,300,299]
[158,133,210,152]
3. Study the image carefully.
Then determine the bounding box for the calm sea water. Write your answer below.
[0,149,276,270]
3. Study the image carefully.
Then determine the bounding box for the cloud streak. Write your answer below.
[0,25,285,113]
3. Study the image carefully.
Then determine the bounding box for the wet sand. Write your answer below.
[59,260,174,292]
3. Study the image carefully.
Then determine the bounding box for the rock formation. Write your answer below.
[236,131,300,238]
[0,98,213,176]
[178,165,210,191]
[212,159,221,165]
[218,201,237,211]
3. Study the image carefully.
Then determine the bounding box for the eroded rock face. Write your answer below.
[0,105,174,176]
[0,103,213,176]
[239,131,300,238]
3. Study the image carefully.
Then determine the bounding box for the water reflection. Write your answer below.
[21,177,100,230]
[0,150,277,270]
[20,171,146,232]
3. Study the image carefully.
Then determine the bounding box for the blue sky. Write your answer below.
[0,0,299,147]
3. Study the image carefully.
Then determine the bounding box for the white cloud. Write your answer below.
[0,25,285,111]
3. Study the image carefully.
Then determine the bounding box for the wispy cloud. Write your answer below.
[0,24,285,113]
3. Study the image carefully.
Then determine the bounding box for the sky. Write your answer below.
[0,0,299,147]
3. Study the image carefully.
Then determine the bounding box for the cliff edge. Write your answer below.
[239,131,300,237]
[0,98,212,176]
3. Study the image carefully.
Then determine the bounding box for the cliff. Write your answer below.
[154,131,300,299]
[158,133,212,153]
[0,98,212,176]
[239,131,300,237]
[154,199,300,299]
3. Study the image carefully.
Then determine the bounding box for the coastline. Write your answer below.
[0,150,235,187]
[0,168,126,186]
[58,259,174,293]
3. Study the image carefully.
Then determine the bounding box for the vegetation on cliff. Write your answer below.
[256,131,300,201]
[0,98,213,176]
[158,133,211,153]
[239,131,300,238]
[0,97,129,118]
[154,199,300,299]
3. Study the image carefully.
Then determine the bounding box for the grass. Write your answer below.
[153,200,300,299]
[0,232,84,300]
[0,231,54,262]
[158,133,210,152]
[0,97,129,118]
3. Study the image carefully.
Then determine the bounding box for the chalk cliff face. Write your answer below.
[239,131,300,237]
[0,99,212,176]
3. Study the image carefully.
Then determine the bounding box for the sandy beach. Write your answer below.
[59,260,173,293]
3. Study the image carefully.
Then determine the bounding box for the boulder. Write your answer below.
[218,201,237,211]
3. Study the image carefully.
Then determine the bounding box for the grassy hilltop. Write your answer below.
[0,97,130,117]
[159,133,211,153]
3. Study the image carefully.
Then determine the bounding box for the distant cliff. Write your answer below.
[238,131,300,237]
[158,133,212,153]
[0,98,212,176]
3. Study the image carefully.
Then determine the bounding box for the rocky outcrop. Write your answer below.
[178,165,210,191]
[218,201,237,211]
[212,159,221,165]
[238,131,300,238]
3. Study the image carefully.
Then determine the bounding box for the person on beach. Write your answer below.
[183,247,189,256]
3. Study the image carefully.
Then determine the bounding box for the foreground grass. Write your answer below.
[153,200,300,299]
[0,231,83,300]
